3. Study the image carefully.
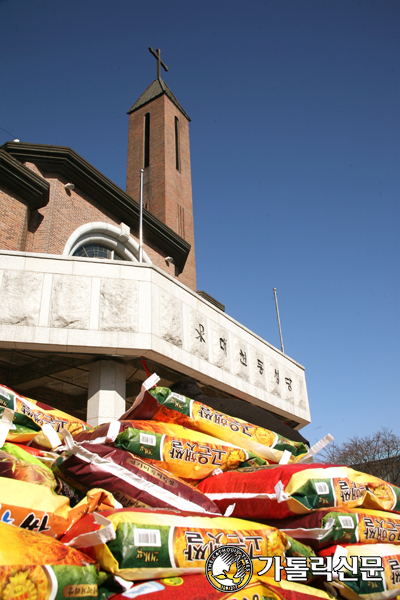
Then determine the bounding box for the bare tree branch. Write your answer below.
[320,427,400,484]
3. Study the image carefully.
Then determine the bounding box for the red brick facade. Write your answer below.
[0,172,171,278]
[127,93,196,290]
[0,184,30,251]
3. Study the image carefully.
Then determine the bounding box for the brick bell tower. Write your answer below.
[126,48,196,290]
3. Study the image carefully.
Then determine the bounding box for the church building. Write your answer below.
[0,49,310,435]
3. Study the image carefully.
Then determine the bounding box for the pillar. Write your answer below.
[87,360,126,426]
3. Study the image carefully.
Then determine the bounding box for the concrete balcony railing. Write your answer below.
[0,250,310,428]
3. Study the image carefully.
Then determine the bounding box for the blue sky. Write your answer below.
[1,0,399,446]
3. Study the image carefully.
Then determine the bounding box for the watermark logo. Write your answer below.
[205,545,253,592]
[204,547,386,592]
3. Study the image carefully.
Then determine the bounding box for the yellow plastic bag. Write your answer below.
[0,521,103,600]
[0,475,116,538]
[61,507,289,581]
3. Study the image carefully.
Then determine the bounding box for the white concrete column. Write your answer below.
[87,360,126,426]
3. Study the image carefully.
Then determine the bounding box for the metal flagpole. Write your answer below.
[273,287,284,353]
[139,169,144,263]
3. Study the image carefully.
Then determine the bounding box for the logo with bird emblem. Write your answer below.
[205,545,253,592]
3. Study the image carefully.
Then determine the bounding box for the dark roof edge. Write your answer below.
[0,149,49,209]
[197,291,225,312]
[1,142,190,272]
[160,79,191,121]
[127,90,164,114]
[128,78,191,121]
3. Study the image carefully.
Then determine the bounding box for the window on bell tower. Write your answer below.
[175,116,180,171]
[144,112,150,168]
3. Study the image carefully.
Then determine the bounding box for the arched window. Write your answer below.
[63,222,152,264]
[72,243,126,261]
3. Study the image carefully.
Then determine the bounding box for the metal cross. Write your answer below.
[149,47,169,79]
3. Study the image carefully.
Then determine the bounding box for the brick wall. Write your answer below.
[0,184,29,251]
[127,94,197,290]
[30,173,126,255]
[0,167,180,279]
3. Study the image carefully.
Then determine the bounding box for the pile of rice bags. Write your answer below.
[101,375,400,600]
[120,382,309,465]
[0,385,128,599]
[52,377,322,596]
[1,374,399,600]
[197,463,400,600]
